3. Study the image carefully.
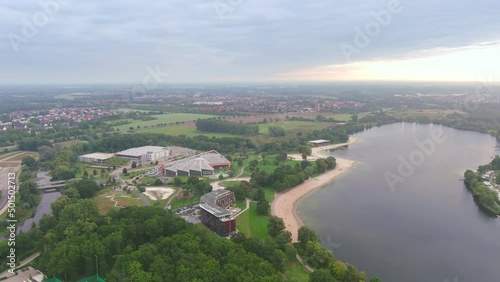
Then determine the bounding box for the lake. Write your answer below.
[298,123,500,282]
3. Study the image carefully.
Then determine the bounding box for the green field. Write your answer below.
[245,154,304,174]
[284,260,311,281]
[390,108,468,120]
[169,195,201,210]
[139,125,239,138]
[322,112,371,121]
[236,203,269,239]
[112,113,218,131]
[140,119,335,143]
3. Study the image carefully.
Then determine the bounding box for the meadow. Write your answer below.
[112,113,217,131]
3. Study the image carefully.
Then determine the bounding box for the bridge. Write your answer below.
[37,180,66,193]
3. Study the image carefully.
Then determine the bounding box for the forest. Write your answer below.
[463,156,500,216]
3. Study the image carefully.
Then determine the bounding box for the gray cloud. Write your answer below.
[1,0,499,84]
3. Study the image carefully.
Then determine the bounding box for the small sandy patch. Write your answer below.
[144,187,175,201]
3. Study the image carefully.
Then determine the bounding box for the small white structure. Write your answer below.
[78,152,115,164]
[307,139,332,147]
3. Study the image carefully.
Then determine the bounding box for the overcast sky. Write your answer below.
[1,0,500,84]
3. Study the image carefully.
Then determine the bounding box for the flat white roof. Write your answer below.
[116,146,169,157]
[308,139,331,144]
[79,152,115,159]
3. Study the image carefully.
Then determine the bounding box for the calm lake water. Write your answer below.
[298,123,500,282]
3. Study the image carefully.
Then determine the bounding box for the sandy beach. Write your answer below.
[271,137,359,242]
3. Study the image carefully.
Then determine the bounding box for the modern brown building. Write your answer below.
[199,190,236,236]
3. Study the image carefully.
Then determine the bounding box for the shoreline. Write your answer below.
[271,137,359,242]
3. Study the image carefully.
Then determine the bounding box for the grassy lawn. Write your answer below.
[169,194,201,210]
[264,187,275,202]
[112,113,218,131]
[235,200,246,210]
[121,169,149,180]
[95,189,143,213]
[5,152,39,161]
[322,111,371,122]
[284,259,311,281]
[140,119,338,145]
[390,108,467,120]
[236,203,269,239]
[220,181,242,188]
[245,154,303,175]
[139,176,158,186]
[139,124,240,138]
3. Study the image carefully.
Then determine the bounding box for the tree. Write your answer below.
[298,226,319,247]
[173,177,183,186]
[310,269,335,282]
[92,169,97,176]
[297,145,312,160]
[284,242,297,259]
[268,126,286,137]
[21,156,38,171]
[268,216,286,237]
[316,159,327,173]
[351,114,358,122]
[256,199,270,215]
[38,145,57,161]
[63,187,80,201]
[276,151,288,162]
[304,241,335,268]
[131,161,137,168]
[74,178,101,198]
[122,168,128,175]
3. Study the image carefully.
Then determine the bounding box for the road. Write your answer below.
[109,163,151,206]
[0,252,41,279]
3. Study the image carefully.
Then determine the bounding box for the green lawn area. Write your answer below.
[264,187,275,202]
[121,169,149,180]
[95,189,144,213]
[112,113,218,131]
[236,203,269,239]
[169,194,201,210]
[245,154,303,174]
[284,259,311,281]
[141,119,337,144]
[390,108,467,120]
[139,124,240,138]
[235,200,246,210]
[220,181,242,188]
[322,111,371,121]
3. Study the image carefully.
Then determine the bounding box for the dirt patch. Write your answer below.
[143,187,175,201]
